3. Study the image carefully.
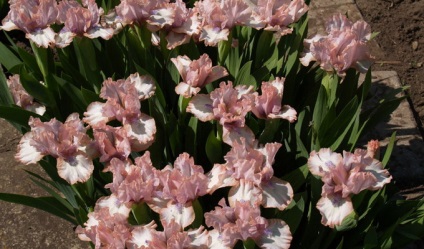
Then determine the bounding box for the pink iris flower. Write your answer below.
[115,0,169,26]
[196,0,259,46]
[146,0,201,49]
[187,81,255,146]
[308,146,392,228]
[205,199,292,248]
[171,54,228,98]
[84,73,156,153]
[208,139,293,211]
[148,152,209,229]
[252,0,309,37]
[0,0,58,47]
[6,75,46,116]
[300,13,374,75]
[55,0,114,48]
[16,113,96,184]
[250,77,297,122]
[76,194,132,248]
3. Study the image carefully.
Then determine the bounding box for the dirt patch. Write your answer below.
[355,0,424,137]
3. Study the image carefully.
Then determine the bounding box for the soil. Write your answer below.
[355,0,424,138]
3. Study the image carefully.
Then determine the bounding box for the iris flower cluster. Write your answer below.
[1,0,308,48]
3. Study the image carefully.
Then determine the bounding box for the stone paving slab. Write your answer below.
[361,71,424,188]
[0,119,88,248]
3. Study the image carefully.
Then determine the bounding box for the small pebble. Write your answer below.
[412,41,418,51]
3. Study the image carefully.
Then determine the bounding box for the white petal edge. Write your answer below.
[26,27,56,48]
[256,219,292,249]
[56,154,94,184]
[316,195,354,228]
[15,132,44,164]
[261,177,293,211]
[186,94,214,122]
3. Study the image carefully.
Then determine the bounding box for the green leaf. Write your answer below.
[382,132,396,167]
[0,105,44,128]
[364,226,378,249]
[0,193,76,224]
[335,211,358,231]
[258,119,280,144]
[205,129,222,165]
[185,116,198,157]
[277,192,307,233]
[131,202,151,225]
[54,75,88,112]
[281,165,309,192]
[0,41,21,70]
[0,67,14,106]
[234,61,256,88]
[28,176,74,213]
[255,31,274,68]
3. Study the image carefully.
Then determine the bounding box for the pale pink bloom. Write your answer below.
[250,77,297,122]
[126,73,156,100]
[16,114,95,184]
[145,0,202,49]
[315,193,354,229]
[115,0,169,26]
[149,153,209,229]
[83,74,156,152]
[161,0,201,49]
[123,113,156,152]
[0,0,58,47]
[300,13,374,75]
[127,221,167,249]
[93,125,132,162]
[104,153,160,203]
[196,0,258,46]
[6,75,45,115]
[187,81,255,146]
[172,54,228,98]
[76,203,131,248]
[205,199,292,248]
[208,139,293,210]
[252,0,308,36]
[308,147,392,227]
[55,0,114,48]
[162,220,211,248]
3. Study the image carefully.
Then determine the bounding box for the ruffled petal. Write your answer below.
[207,164,237,194]
[308,148,343,177]
[85,26,114,40]
[364,159,392,190]
[127,222,166,249]
[255,219,292,249]
[205,66,229,85]
[127,73,156,100]
[15,132,44,164]
[187,94,214,122]
[175,82,200,98]
[55,30,75,48]
[268,105,297,123]
[261,177,293,211]
[200,26,229,46]
[26,27,56,48]
[228,180,262,207]
[124,114,156,151]
[316,195,353,228]
[160,202,195,229]
[83,102,110,128]
[56,153,94,184]
[222,125,255,147]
